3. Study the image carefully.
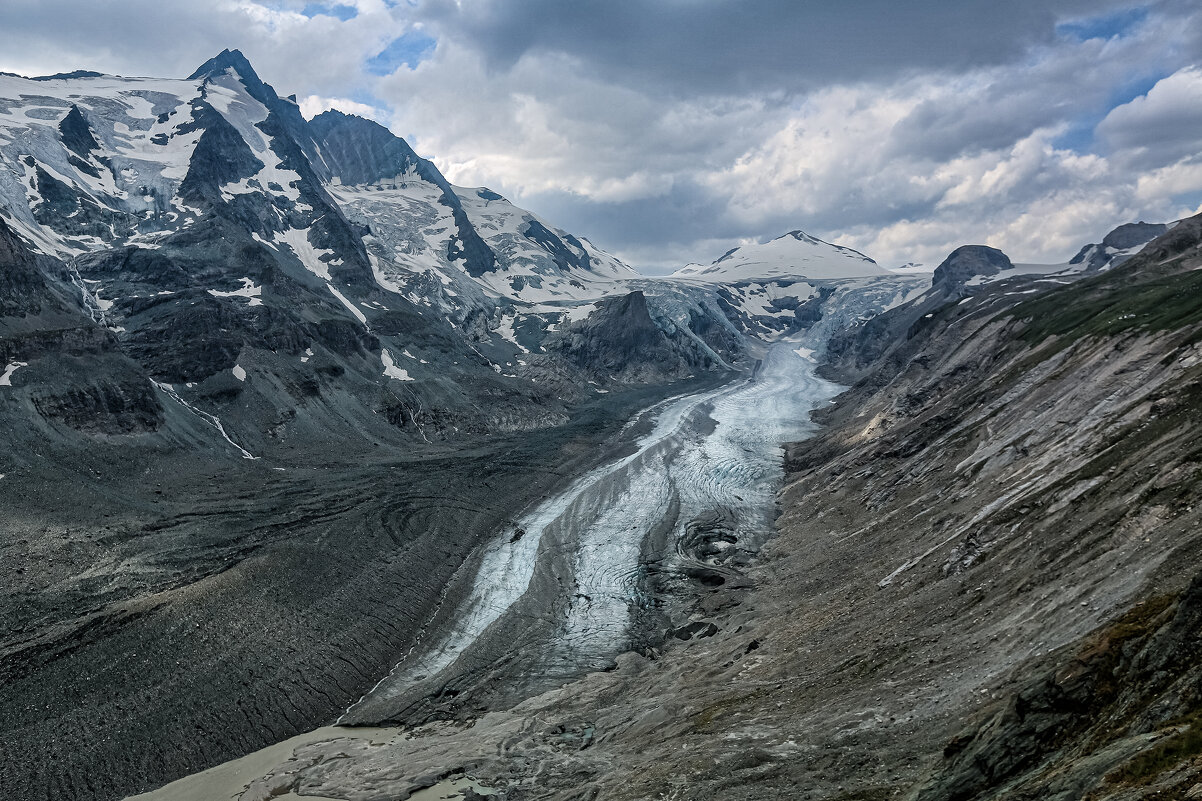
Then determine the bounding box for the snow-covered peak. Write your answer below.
[0,51,643,314]
[672,230,889,282]
[886,262,932,274]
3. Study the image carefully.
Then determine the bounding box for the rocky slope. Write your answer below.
[135,215,1202,801]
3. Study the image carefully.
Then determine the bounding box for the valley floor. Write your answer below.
[0,376,730,801]
[121,340,843,799]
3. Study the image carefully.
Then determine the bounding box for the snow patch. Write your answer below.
[208,277,263,306]
[495,314,529,353]
[327,284,367,325]
[673,230,886,282]
[0,361,28,386]
[381,349,414,381]
[278,227,336,280]
[561,303,598,324]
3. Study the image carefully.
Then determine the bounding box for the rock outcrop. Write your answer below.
[1070,220,1169,272]
[931,243,1013,292]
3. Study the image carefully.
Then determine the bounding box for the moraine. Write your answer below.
[340,339,843,723]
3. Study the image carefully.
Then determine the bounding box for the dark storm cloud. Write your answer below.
[416,0,1133,95]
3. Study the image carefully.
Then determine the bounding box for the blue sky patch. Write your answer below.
[1052,69,1168,153]
[366,31,437,75]
[1051,120,1097,153]
[1057,6,1149,41]
[301,3,358,21]
[1174,190,1202,215]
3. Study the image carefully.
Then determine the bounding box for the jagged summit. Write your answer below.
[308,108,432,187]
[188,48,276,105]
[188,47,257,82]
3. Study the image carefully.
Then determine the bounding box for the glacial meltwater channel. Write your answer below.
[343,340,841,717]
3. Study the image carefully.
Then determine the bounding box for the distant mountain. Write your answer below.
[671,230,890,282]
[657,230,926,343]
[930,221,1174,295]
[822,219,1181,384]
[0,54,637,310]
[1068,220,1171,272]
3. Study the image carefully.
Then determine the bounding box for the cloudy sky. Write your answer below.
[1,1,1201,272]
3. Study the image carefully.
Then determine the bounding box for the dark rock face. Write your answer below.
[0,218,73,320]
[257,110,378,286]
[0,217,164,437]
[1069,220,1169,272]
[58,105,101,160]
[685,305,742,364]
[793,285,835,327]
[1103,220,1169,251]
[932,245,1012,291]
[546,290,723,382]
[310,109,498,279]
[31,70,103,81]
[521,219,592,273]
[917,576,1202,801]
[308,109,427,187]
[177,102,265,206]
[30,361,163,433]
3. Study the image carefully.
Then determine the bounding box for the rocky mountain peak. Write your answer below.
[188,48,276,106]
[1102,220,1169,251]
[57,105,100,159]
[932,244,1012,291]
[308,109,426,186]
[1069,219,1170,272]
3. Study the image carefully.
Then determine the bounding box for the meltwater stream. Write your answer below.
[347,341,841,716]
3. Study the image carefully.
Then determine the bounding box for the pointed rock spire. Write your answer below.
[188,48,276,106]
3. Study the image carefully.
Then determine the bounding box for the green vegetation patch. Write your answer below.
[1013,267,1202,346]
[1107,711,1202,786]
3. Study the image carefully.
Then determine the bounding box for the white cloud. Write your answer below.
[298,95,386,122]
[367,3,1202,270]
[1097,66,1202,166]
[1135,157,1202,202]
[0,1,1199,272]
